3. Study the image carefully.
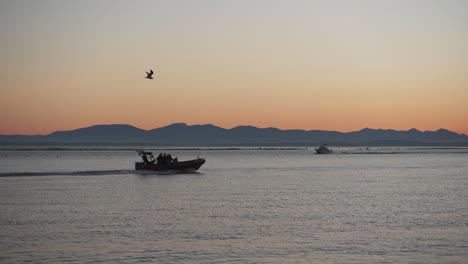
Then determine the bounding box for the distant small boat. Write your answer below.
[315,144,333,154]
[135,150,205,172]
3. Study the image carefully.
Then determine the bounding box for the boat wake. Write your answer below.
[0,169,200,177]
[337,149,468,155]
[0,170,135,177]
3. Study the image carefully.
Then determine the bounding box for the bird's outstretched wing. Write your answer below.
[145,69,155,79]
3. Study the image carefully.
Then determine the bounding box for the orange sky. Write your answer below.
[1,1,467,135]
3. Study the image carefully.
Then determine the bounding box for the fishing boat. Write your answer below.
[315,144,333,154]
[135,150,205,172]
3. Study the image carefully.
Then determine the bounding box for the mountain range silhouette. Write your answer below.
[1,123,467,146]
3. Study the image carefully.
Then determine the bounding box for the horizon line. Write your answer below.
[2,122,467,137]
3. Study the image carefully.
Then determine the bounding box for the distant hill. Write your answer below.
[1,123,468,146]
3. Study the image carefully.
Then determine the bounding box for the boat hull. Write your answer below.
[315,149,333,154]
[135,158,205,172]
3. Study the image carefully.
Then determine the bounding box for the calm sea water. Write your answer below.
[1,147,467,263]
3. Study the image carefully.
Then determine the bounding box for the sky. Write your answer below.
[1,0,467,135]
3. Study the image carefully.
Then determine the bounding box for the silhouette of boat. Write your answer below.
[135,150,205,172]
[315,144,333,154]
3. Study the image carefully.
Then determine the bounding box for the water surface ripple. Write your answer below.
[1,148,467,263]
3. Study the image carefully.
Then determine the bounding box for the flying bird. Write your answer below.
[145,69,154,79]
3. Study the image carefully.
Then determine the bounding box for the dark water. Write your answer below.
[1,148,467,263]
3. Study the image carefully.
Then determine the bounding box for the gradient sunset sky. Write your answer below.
[1,0,467,135]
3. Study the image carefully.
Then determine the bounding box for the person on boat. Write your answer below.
[157,153,164,164]
[155,153,176,165]
[142,153,150,164]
